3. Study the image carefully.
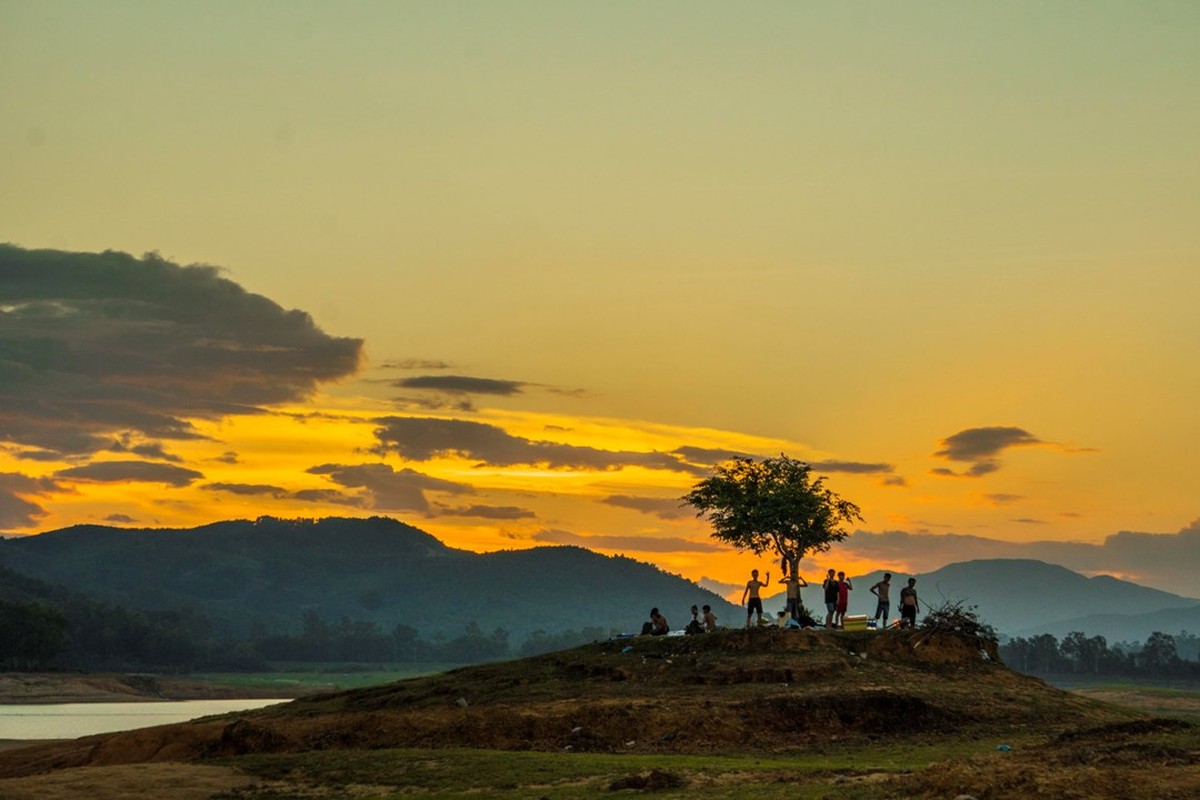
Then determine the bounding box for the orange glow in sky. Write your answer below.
[1,3,1197,597]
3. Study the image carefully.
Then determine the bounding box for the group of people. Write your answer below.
[741,567,921,631]
[640,567,922,637]
[640,604,718,636]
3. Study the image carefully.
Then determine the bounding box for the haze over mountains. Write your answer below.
[2,517,1196,647]
[847,560,1200,643]
[0,517,740,643]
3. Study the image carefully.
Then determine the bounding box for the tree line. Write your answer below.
[0,592,613,672]
[999,630,1200,679]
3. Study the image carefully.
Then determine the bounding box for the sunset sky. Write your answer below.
[2,2,1198,599]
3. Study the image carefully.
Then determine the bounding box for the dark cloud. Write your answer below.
[671,446,755,467]
[881,475,910,487]
[531,528,725,553]
[55,460,204,487]
[840,522,1200,598]
[382,359,453,370]
[438,504,536,520]
[389,395,478,413]
[103,514,136,524]
[395,375,526,396]
[307,462,473,513]
[811,460,895,475]
[984,493,1025,505]
[109,439,182,463]
[202,482,287,498]
[600,495,691,520]
[0,244,363,458]
[0,472,60,529]
[371,416,704,474]
[932,426,1046,477]
[214,451,240,464]
[290,488,363,507]
[671,449,899,483]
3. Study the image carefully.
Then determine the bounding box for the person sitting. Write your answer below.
[776,610,801,630]
[649,607,670,636]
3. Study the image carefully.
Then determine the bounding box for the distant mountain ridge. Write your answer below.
[845,559,1200,641]
[0,516,739,642]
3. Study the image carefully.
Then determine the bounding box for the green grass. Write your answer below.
[218,740,1026,800]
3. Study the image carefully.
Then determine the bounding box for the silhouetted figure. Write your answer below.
[899,578,920,629]
[741,568,770,627]
[870,572,892,629]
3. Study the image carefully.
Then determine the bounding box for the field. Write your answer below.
[0,629,1196,799]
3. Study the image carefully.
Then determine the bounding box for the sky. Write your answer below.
[2,1,1198,599]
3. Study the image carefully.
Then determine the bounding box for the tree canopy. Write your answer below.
[682,455,862,572]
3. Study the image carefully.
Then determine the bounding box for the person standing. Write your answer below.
[899,578,920,629]
[741,568,770,628]
[822,568,838,628]
[779,569,809,623]
[869,573,892,629]
[835,571,853,629]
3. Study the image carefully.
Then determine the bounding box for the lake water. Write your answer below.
[0,699,287,740]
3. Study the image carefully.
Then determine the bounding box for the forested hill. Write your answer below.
[0,516,738,642]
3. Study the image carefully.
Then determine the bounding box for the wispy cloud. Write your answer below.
[438,504,536,520]
[202,482,287,498]
[371,416,705,474]
[531,528,725,553]
[394,375,526,396]
[600,494,691,520]
[307,462,474,513]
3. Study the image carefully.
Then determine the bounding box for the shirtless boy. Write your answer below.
[741,568,770,628]
[869,572,892,629]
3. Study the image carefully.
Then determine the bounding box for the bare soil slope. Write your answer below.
[0,628,1144,779]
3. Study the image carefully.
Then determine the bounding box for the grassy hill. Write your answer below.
[1,627,1197,799]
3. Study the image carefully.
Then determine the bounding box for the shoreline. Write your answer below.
[0,673,314,705]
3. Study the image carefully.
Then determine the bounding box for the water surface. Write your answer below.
[0,699,286,740]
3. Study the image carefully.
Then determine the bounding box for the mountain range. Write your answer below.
[838,560,1199,642]
[2,517,1196,646]
[0,516,740,643]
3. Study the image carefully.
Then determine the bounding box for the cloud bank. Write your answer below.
[371,416,704,474]
[0,244,363,459]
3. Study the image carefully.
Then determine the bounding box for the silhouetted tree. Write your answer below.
[682,455,862,576]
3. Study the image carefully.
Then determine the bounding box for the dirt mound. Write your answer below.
[0,629,1129,779]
